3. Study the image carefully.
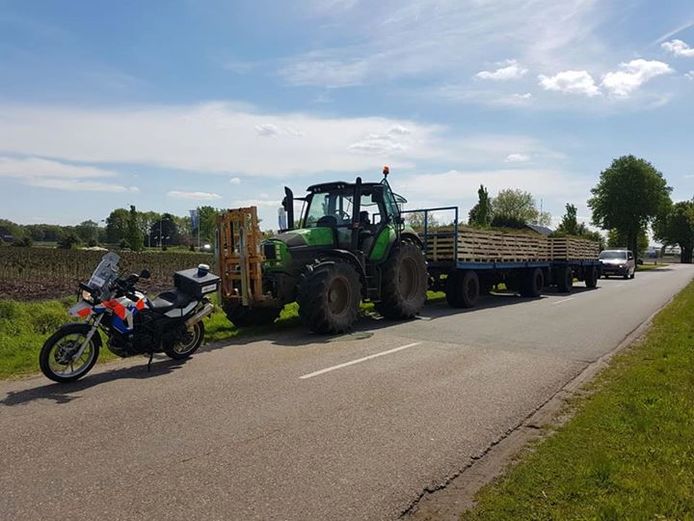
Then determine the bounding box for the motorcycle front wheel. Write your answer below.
[39,324,100,383]
[163,321,204,360]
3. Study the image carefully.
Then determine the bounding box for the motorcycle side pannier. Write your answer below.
[174,267,220,299]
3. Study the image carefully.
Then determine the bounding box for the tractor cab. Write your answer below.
[278,169,407,260]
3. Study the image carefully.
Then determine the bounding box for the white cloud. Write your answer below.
[27,178,139,193]
[475,60,528,81]
[0,156,138,192]
[661,39,694,57]
[0,102,443,177]
[538,70,601,97]
[167,190,222,201]
[505,153,531,163]
[397,169,592,208]
[685,71,694,80]
[229,177,242,185]
[0,156,116,179]
[279,56,371,88]
[281,1,607,89]
[601,59,673,97]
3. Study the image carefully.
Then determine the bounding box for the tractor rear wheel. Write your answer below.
[297,261,361,334]
[375,241,428,319]
[224,304,282,328]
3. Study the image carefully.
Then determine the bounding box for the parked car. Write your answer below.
[599,249,635,279]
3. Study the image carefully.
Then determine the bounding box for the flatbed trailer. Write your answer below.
[405,206,601,308]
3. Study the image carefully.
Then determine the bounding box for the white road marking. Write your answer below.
[299,342,422,379]
[415,315,432,321]
[552,297,575,305]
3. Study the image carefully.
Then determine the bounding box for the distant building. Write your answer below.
[524,224,554,236]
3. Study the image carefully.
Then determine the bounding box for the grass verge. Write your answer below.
[461,280,694,520]
[0,291,446,379]
[637,262,669,272]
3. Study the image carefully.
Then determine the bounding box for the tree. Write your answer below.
[407,212,439,229]
[491,189,540,227]
[588,155,671,257]
[106,208,130,243]
[149,213,179,247]
[468,185,492,227]
[607,228,649,255]
[197,206,220,245]
[557,204,579,235]
[57,231,80,249]
[126,205,144,252]
[653,199,694,263]
[75,220,100,244]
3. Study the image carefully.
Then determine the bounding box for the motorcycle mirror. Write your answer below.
[140,269,151,279]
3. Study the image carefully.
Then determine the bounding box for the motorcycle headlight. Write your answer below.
[81,290,94,303]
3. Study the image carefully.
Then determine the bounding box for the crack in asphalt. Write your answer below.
[397,290,676,520]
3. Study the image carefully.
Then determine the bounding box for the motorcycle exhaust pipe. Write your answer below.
[186,302,214,328]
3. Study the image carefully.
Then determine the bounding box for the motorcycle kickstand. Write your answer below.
[147,350,154,372]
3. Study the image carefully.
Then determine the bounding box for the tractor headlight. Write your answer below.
[263,243,278,260]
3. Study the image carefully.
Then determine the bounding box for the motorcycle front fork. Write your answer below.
[73,314,104,361]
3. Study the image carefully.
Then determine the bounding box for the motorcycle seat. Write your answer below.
[150,289,193,313]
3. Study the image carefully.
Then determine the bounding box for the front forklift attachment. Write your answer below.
[217,207,283,327]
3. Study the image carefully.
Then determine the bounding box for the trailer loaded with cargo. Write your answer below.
[216,167,601,334]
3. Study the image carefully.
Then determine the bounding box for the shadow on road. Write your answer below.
[1,357,185,407]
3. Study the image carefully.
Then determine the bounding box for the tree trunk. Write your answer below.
[681,247,693,264]
[627,231,637,258]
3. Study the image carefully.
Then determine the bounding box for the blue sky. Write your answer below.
[1,0,693,229]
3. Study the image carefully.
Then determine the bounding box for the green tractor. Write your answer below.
[217,168,428,334]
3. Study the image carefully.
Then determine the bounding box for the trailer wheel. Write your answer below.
[223,305,282,328]
[557,266,573,293]
[585,266,598,288]
[520,268,544,298]
[375,241,428,319]
[446,270,479,308]
[297,260,361,334]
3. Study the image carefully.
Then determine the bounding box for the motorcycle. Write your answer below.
[39,251,220,383]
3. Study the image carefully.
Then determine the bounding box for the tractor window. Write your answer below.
[359,192,384,226]
[303,191,354,228]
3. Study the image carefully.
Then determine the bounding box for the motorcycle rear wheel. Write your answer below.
[163,322,204,360]
[39,324,100,383]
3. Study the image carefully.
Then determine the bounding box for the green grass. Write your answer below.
[0,291,447,379]
[462,280,694,521]
[636,262,669,272]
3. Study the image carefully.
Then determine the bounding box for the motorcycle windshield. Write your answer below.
[88,252,120,295]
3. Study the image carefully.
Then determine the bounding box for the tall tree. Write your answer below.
[197,206,220,245]
[468,185,492,226]
[588,155,671,256]
[126,205,144,251]
[106,208,130,243]
[653,199,694,263]
[149,213,179,247]
[490,189,540,228]
[557,204,579,235]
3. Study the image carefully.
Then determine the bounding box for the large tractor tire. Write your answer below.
[556,265,573,293]
[375,241,428,319]
[224,304,282,328]
[585,266,598,288]
[520,268,544,298]
[297,260,361,334]
[446,270,479,308]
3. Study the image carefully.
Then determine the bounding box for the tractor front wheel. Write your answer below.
[375,241,428,319]
[297,261,361,334]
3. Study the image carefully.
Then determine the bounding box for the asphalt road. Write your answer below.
[1,265,692,521]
